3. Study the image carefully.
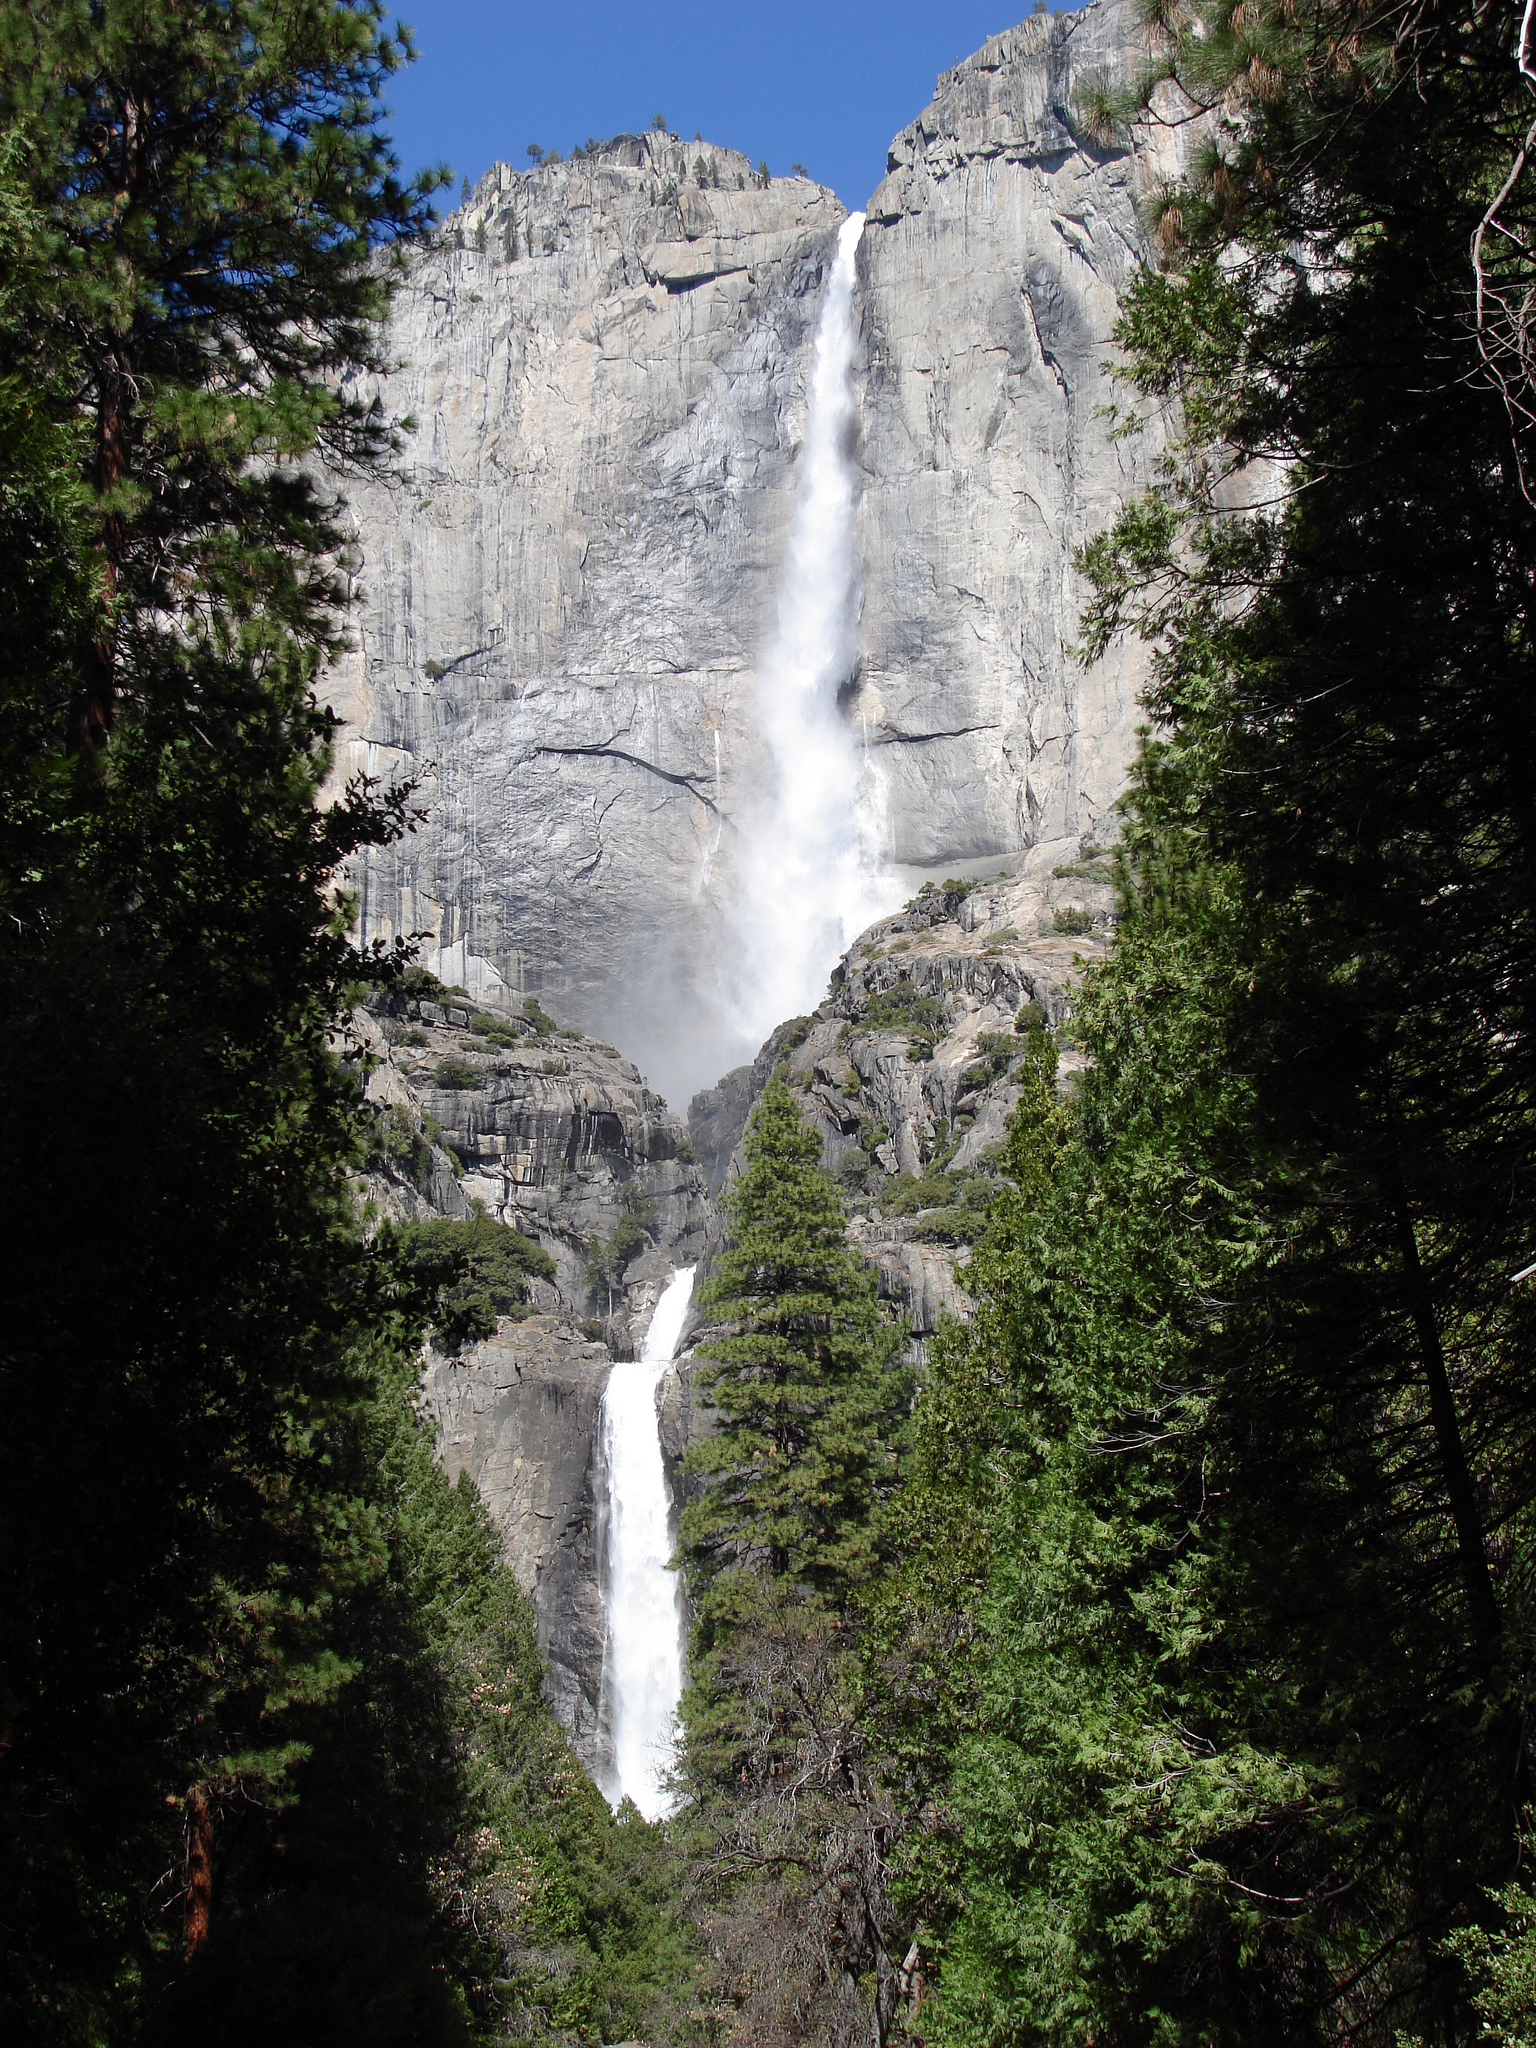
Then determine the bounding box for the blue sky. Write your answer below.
[383,1,1082,214]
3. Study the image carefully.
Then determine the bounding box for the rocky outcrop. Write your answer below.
[351,982,713,1766]
[350,984,713,1316]
[688,850,1115,1348]
[422,1318,612,1771]
[324,0,1170,1111]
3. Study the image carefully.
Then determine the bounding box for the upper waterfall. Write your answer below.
[727,211,904,1047]
[331,6,1165,1107]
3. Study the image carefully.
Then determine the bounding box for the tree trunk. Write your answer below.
[1392,1203,1502,1653]
[183,1782,213,1958]
[75,365,127,752]
[1393,1199,1529,1822]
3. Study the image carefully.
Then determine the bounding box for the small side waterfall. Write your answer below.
[599,1265,696,1818]
[730,209,903,1044]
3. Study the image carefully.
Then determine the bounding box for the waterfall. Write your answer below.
[600,1265,695,1818]
[730,210,903,1044]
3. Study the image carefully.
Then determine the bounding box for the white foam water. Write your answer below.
[729,210,903,1045]
[600,1264,696,1818]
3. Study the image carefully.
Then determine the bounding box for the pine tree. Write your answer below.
[915,1,1536,2040]
[676,1076,913,2043]
[681,1074,909,1635]
[0,5,447,2037]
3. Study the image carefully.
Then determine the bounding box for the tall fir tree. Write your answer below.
[681,1073,910,1637]
[0,4,451,2037]
[677,1075,914,2045]
[909,1,1536,2042]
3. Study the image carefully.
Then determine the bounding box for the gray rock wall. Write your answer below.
[325,0,1170,1112]
[350,986,712,1314]
[324,131,847,1109]
[856,2,1162,865]
[422,1319,612,1773]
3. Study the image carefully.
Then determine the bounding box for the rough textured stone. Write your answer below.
[324,1,1171,1111]
[323,133,847,1108]
[350,985,713,1316]
[422,1317,612,1771]
[687,853,1115,1346]
[856,2,1166,867]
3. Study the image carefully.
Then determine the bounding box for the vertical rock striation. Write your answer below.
[855,1,1164,867]
[325,132,848,1105]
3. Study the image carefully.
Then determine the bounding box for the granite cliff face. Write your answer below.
[325,0,1166,1110]
[421,1318,613,1768]
[347,981,711,1777]
[351,982,712,1321]
[857,2,1164,867]
[325,130,846,1107]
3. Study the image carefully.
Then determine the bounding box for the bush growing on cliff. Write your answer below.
[394,1213,556,1349]
[585,1190,656,1309]
[864,978,945,1044]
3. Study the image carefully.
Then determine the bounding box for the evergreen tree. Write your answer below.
[677,1076,912,2044]
[681,1074,909,1636]
[0,4,448,2036]
[912,1,1536,2040]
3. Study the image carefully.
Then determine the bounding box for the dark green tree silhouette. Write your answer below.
[917,0,1536,2039]
[681,1076,909,1633]
[0,3,450,2036]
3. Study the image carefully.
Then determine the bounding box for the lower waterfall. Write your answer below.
[600,1264,696,1818]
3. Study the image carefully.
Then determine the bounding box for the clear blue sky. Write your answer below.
[383,1,1083,213]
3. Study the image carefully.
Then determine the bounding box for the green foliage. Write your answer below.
[1049,905,1093,935]
[910,4,1536,2040]
[399,964,448,1000]
[149,1349,698,2046]
[0,8,459,2033]
[675,1081,917,2037]
[371,1102,436,1186]
[1442,1836,1536,2048]
[393,1213,555,1350]
[957,1031,1021,1094]
[521,994,558,1037]
[468,1008,521,1048]
[681,1075,910,1634]
[432,1055,480,1091]
[585,1190,656,1302]
[906,1182,998,1247]
[864,975,945,1061]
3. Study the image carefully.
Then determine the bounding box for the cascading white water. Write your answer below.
[729,211,903,1045]
[600,1265,695,1819]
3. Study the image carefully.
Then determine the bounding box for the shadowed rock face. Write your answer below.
[421,1319,613,1774]
[350,988,713,1312]
[325,0,1170,1112]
